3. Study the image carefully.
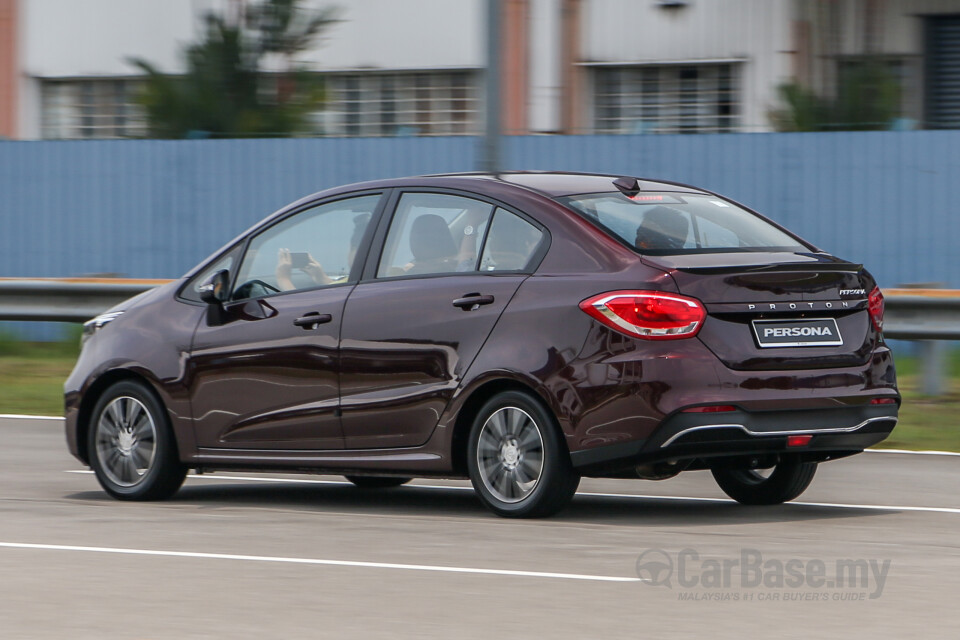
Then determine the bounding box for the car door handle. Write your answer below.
[452,294,495,310]
[293,312,332,329]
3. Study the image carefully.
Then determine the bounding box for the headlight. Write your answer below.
[81,311,125,347]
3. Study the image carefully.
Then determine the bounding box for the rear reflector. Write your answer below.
[787,435,813,447]
[682,405,737,413]
[579,290,706,340]
[870,397,897,405]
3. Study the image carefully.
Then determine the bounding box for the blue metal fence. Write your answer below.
[0,137,478,283]
[0,131,957,340]
[509,132,959,288]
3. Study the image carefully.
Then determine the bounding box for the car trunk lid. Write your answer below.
[643,252,876,370]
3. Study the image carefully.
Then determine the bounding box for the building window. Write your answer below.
[41,79,146,139]
[312,71,479,137]
[926,15,960,129]
[592,63,739,134]
[40,72,477,139]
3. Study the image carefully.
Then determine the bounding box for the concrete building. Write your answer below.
[1,0,959,140]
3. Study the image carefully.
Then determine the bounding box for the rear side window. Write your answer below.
[480,209,544,272]
[377,193,494,277]
[558,192,809,255]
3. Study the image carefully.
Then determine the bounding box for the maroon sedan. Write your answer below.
[65,172,899,517]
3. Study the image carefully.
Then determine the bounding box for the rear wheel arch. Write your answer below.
[76,370,170,466]
[450,378,567,476]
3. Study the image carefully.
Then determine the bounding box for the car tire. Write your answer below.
[344,476,412,489]
[711,457,817,505]
[466,391,580,518]
[87,380,187,501]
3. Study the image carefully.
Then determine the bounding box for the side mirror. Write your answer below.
[198,269,230,305]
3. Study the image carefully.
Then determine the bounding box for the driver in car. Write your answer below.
[275,248,331,291]
[274,213,371,291]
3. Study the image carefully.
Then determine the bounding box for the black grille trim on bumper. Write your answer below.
[570,404,898,474]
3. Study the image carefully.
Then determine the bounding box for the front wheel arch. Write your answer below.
[76,369,171,466]
[86,379,187,500]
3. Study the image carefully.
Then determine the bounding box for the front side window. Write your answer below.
[231,195,379,300]
[377,193,495,278]
[558,192,809,255]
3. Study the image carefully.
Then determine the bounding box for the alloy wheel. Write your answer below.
[475,406,544,504]
[94,396,157,488]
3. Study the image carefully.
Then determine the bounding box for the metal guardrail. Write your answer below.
[882,289,960,341]
[0,279,958,337]
[0,279,956,393]
[0,278,171,323]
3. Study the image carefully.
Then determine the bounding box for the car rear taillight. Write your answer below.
[870,397,896,405]
[579,291,706,340]
[868,286,884,331]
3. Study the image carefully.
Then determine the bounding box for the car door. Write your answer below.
[339,191,548,449]
[188,193,382,451]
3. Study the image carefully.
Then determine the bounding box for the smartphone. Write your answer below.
[290,252,310,269]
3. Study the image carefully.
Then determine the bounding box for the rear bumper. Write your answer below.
[571,402,898,474]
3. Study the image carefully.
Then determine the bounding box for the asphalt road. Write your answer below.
[1,416,958,639]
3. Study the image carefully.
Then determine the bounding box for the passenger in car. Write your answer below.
[403,214,458,275]
[635,206,690,251]
[403,208,488,275]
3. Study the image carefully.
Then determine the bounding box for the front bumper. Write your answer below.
[571,401,898,475]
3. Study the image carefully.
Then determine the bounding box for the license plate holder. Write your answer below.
[751,318,843,348]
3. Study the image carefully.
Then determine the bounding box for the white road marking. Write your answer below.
[863,448,960,457]
[66,470,960,515]
[0,541,642,583]
[11,414,958,456]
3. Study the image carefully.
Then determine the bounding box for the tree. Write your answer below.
[769,59,902,132]
[131,0,338,138]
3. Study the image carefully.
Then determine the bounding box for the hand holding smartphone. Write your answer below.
[290,252,310,269]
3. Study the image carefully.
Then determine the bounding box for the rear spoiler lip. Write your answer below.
[663,262,864,276]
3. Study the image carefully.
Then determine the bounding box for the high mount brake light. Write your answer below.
[579,291,706,340]
[868,286,884,331]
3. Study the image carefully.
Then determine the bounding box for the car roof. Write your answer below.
[424,171,710,197]
[331,171,711,199]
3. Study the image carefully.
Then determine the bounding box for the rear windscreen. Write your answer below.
[557,192,810,255]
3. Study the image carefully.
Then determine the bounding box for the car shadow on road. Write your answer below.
[560,493,890,526]
[66,481,897,526]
